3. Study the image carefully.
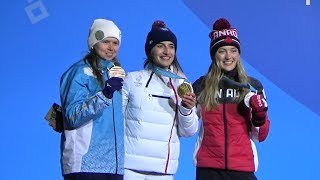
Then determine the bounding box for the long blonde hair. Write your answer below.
[198,57,250,110]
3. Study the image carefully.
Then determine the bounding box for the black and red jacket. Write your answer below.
[193,72,270,172]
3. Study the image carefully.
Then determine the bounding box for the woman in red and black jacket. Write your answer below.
[193,18,270,180]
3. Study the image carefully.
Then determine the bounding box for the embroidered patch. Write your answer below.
[134,75,142,87]
[95,30,104,41]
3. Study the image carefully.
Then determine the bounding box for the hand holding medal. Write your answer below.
[177,82,193,98]
[177,81,196,109]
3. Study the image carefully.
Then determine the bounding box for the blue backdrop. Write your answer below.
[1,0,319,179]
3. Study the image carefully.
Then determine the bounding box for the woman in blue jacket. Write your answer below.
[60,18,125,180]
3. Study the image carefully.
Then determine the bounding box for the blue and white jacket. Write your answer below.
[60,59,124,175]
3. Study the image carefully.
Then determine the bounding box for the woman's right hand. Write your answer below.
[181,92,197,109]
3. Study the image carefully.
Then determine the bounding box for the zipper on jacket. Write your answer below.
[164,79,178,173]
[112,97,118,174]
[223,102,228,170]
[105,71,119,174]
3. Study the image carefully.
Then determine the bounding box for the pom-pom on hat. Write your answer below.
[145,20,177,56]
[209,18,240,58]
[87,19,121,49]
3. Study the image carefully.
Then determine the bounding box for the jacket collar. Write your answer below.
[98,58,114,71]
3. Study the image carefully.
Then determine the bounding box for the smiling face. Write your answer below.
[93,37,120,60]
[150,41,175,68]
[215,45,240,72]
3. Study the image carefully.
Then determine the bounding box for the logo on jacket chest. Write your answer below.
[217,88,240,98]
[134,75,143,87]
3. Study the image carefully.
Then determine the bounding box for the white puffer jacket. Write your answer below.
[122,69,198,174]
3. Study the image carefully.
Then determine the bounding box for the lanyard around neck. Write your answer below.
[149,64,189,82]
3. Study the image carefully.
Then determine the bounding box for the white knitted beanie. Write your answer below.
[87,19,121,49]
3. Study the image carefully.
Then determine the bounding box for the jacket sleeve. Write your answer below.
[251,117,270,142]
[60,66,112,130]
[249,77,270,142]
[177,106,199,137]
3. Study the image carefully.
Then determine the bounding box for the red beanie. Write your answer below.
[209,18,240,59]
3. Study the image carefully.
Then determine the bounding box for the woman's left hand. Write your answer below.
[181,92,197,109]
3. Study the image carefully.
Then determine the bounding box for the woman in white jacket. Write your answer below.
[122,20,199,180]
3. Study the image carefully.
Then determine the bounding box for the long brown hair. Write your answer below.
[83,49,120,87]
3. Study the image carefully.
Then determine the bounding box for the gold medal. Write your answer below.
[177,82,192,98]
[109,66,125,79]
